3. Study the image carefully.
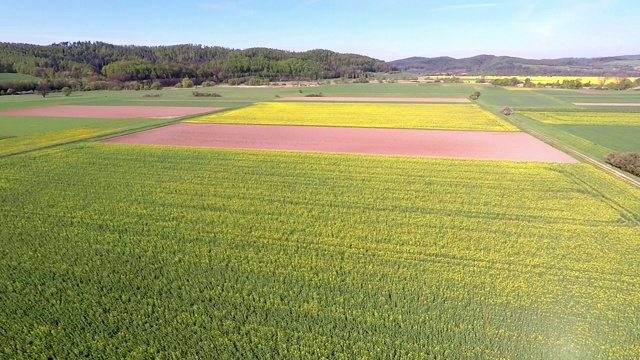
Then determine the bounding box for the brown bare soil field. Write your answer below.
[104,123,577,163]
[0,105,223,119]
[573,102,640,107]
[278,97,471,103]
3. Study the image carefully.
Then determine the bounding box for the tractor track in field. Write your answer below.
[507,117,640,189]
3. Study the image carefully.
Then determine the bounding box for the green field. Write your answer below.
[557,125,640,153]
[2,83,640,358]
[0,117,174,156]
[512,110,640,164]
[1,144,639,359]
[0,73,40,82]
[519,111,640,126]
[0,116,135,137]
[538,90,640,106]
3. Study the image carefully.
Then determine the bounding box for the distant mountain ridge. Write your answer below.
[389,54,640,76]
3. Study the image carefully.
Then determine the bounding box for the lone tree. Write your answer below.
[469,91,481,100]
[37,81,51,97]
[500,106,513,115]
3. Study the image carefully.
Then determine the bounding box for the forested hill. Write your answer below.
[390,54,640,77]
[0,42,394,82]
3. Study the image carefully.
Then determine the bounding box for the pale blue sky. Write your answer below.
[2,0,638,61]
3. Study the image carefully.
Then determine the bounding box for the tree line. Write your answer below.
[0,42,395,92]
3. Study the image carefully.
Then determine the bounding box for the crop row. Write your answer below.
[187,102,518,131]
[1,144,639,358]
[521,111,640,126]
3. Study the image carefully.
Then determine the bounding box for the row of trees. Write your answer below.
[488,77,639,90]
[0,42,395,86]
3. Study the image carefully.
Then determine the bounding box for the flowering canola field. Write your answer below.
[452,75,637,84]
[1,144,639,359]
[188,102,518,131]
[521,111,640,126]
[0,118,172,156]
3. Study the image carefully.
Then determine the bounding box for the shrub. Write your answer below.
[469,91,481,100]
[62,86,72,96]
[150,81,163,90]
[126,81,141,91]
[246,77,268,86]
[443,77,463,83]
[83,81,109,91]
[305,93,324,97]
[500,106,513,115]
[182,78,194,88]
[192,91,221,97]
[6,88,16,95]
[143,93,162,98]
[201,81,216,87]
[605,152,640,176]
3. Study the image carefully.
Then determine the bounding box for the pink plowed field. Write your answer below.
[278,97,471,103]
[104,123,577,163]
[0,105,223,119]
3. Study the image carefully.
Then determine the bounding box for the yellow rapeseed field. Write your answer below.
[0,127,103,156]
[450,75,637,84]
[2,144,640,358]
[187,102,518,131]
[521,111,640,126]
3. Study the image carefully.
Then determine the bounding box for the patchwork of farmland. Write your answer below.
[2,87,640,359]
[1,144,639,359]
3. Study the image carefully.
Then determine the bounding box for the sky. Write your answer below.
[1,0,638,61]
